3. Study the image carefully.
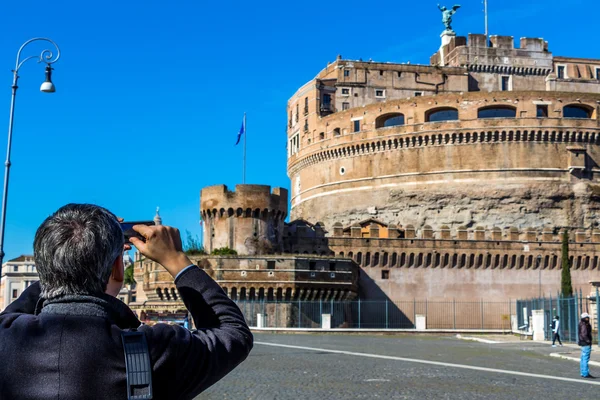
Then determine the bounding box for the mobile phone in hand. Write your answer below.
[120,221,155,245]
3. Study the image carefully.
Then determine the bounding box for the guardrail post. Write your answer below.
[481,299,484,329]
[385,299,389,329]
[453,298,456,330]
[298,298,301,328]
[358,298,361,329]
[413,298,416,329]
[596,287,599,348]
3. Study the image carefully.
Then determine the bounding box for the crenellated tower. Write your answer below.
[200,185,288,255]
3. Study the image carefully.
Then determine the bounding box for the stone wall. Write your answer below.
[287,91,600,232]
[286,225,600,301]
[200,185,288,254]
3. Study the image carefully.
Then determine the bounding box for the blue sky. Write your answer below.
[0,0,596,260]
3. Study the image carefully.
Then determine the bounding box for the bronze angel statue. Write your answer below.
[438,4,461,31]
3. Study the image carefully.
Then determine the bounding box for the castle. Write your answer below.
[130,27,600,324]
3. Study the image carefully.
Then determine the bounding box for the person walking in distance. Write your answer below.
[551,316,563,347]
[579,313,595,379]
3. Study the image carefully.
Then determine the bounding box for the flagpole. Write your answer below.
[484,0,488,45]
[243,112,247,184]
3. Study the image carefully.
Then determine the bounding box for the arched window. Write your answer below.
[375,113,405,128]
[319,132,325,140]
[563,105,593,119]
[477,106,517,119]
[426,107,459,122]
[333,128,341,136]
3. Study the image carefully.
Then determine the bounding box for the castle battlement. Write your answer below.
[201,184,288,220]
[292,219,600,244]
[201,184,288,255]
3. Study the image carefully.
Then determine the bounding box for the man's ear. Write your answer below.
[112,255,124,282]
[105,255,125,297]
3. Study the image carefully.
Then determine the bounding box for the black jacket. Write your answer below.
[0,266,253,399]
[578,319,592,346]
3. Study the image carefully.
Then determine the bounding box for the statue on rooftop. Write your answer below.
[438,4,461,32]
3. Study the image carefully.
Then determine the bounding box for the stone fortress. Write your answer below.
[130,19,600,324]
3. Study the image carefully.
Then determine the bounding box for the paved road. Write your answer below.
[197,333,599,399]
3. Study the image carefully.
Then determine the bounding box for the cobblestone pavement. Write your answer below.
[197,333,600,399]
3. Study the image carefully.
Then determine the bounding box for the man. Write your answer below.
[0,204,253,399]
[551,315,563,347]
[579,312,594,379]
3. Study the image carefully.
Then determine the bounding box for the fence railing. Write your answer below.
[516,289,599,344]
[234,299,513,330]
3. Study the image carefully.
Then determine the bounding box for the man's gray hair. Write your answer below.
[34,203,124,299]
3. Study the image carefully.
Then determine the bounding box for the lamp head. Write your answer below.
[40,65,56,93]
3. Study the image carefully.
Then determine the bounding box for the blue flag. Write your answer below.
[235,120,245,146]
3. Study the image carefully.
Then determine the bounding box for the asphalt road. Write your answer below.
[197,333,599,400]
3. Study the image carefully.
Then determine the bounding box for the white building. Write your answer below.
[1,255,39,310]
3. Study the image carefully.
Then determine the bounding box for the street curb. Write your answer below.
[251,328,508,334]
[550,352,600,367]
[456,335,500,344]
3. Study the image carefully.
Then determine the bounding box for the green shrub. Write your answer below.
[211,247,238,256]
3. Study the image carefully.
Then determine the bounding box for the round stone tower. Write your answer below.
[200,184,288,255]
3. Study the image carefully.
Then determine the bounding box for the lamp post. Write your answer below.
[537,254,543,298]
[0,38,60,274]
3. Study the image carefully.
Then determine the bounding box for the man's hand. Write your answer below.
[130,224,193,278]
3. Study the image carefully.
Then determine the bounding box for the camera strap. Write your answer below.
[121,330,153,400]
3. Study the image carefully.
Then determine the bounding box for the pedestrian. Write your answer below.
[551,316,563,347]
[579,312,595,379]
[0,204,253,399]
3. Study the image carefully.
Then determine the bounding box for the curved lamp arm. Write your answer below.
[14,37,61,72]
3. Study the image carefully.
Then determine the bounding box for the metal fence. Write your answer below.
[516,288,599,344]
[234,299,513,330]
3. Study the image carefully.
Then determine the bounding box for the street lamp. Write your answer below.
[0,38,61,274]
[537,254,543,298]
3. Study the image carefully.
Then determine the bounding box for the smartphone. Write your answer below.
[120,221,155,245]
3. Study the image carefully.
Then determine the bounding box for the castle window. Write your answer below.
[379,70,384,76]
[341,88,350,96]
[353,120,361,132]
[477,106,516,119]
[375,113,404,129]
[319,132,325,140]
[304,97,309,114]
[596,68,600,80]
[536,105,549,118]
[322,94,332,112]
[425,107,459,123]
[13,265,18,272]
[375,89,386,98]
[11,289,18,299]
[557,65,566,79]
[563,105,592,119]
[344,69,350,77]
[267,261,275,270]
[342,102,350,110]
[414,92,423,97]
[309,261,316,271]
[381,270,389,280]
[333,128,341,136]
[500,76,511,91]
[329,262,336,271]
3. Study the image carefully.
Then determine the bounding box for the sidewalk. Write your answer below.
[547,342,600,367]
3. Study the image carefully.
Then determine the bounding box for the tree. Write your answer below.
[184,230,206,256]
[561,230,573,297]
[124,264,136,286]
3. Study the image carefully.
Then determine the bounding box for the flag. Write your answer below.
[235,119,245,146]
